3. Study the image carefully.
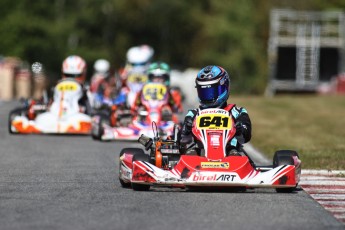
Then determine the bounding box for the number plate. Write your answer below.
[142,83,167,101]
[56,81,79,91]
[196,114,232,130]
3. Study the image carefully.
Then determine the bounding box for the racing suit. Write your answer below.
[48,81,93,115]
[180,103,251,155]
[131,88,181,114]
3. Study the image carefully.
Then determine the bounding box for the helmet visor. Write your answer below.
[149,74,169,83]
[196,83,228,106]
[130,62,147,67]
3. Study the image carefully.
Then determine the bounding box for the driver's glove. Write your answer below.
[235,122,247,136]
[181,116,193,134]
[180,134,193,145]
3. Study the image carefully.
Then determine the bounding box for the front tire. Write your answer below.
[273,150,299,193]
[131,152,150,191]
[118,148,145,188]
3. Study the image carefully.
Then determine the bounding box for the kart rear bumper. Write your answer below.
[11,113,91,134]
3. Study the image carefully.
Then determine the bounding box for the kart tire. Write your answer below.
[8,108,26,134]
[119,148,145,188]
[273,150,299,193]
[91,114,109,141]
[131,152,150,191]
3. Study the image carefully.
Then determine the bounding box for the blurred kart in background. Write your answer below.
[91,82,180,141]
[9,78,92,134]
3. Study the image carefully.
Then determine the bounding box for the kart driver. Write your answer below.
[90,59,118,108]
[61,55,92,115]
[133,62,183,112]
[90,59,111,95]
[119,44,154,89]
[131,61,183,114]
[179,65,252,155]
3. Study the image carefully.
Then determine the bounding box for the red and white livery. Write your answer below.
[119,108,301,192]
[92,82,178,141]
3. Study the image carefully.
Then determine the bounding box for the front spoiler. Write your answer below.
[121,155,300,189]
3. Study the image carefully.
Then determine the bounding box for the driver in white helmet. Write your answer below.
[90,59,117,108]
[61,55,92,115]
[90,59,110,94]
[119,44,154,89]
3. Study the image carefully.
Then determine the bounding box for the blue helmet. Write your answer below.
[195,65,230,108]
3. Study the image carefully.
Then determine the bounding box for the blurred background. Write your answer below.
[1,0,345,100]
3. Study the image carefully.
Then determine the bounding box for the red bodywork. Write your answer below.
[119,108,301,190]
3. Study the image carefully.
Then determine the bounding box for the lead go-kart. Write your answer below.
[118,107,301,192]
[8,78,92,134]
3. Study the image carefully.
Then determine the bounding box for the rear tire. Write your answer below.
[131,152,150,191]
[118,148,145,188]
[273,150,299,193]
[91,113,109,140]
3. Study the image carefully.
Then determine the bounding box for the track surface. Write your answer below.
[0,101,344,230]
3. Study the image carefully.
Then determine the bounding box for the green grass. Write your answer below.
[231,95,345,170]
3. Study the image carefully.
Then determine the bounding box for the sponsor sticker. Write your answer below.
[199,109,228,115]
[210,135,220,146]
[190,172,238,182]
[201,162,229,169]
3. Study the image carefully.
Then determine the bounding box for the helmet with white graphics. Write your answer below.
[62,55,87,84]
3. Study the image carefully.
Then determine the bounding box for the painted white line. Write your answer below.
[301,176,345,181]
[300,181,345,186]
[302,170,345,176]
[327,207,345,212]
[300,176,345,182]
[334,214,345,219]
[311,194,345,200]
[303,189,345,194]
[318,200,345,205]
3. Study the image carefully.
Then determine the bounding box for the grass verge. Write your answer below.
[231,95,345,170]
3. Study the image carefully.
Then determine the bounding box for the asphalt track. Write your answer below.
[0,101,344,230]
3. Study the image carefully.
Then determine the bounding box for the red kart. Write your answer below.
[92,82,179,141]
[118,107,301,192]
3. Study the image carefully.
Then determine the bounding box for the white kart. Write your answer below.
[9,78,92,134]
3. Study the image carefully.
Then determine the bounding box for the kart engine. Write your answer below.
[138,133,181,170]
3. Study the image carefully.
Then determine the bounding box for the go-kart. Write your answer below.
[92,82,179,141]
[9,78,92,134]
[118,106,301,192]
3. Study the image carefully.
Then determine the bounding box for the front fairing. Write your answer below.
[192,108,236,160]
[139,83,170,124]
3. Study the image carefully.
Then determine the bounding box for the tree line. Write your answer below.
[0,0,344,93]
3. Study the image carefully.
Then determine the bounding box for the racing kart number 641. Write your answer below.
[118,107,301,192]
